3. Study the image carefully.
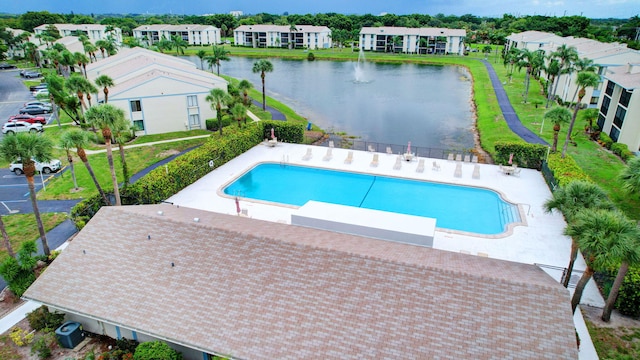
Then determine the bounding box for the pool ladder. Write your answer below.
[498,201,520,229]
[280,154,289,167]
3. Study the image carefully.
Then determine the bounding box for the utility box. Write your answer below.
[55,321,85,349]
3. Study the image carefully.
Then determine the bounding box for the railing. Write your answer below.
[328,139,475,160]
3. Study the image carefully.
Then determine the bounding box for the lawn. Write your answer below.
[0,213,68,263]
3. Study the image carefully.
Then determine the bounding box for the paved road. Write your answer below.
[480,59,548,145]
[0,68,33,139]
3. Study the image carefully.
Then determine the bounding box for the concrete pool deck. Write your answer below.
[168,142,602,357]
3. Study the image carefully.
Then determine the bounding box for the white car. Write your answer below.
[32,88,49,97]
[10,158,62,175]
[2,121,43,134]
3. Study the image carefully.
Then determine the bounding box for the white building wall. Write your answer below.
[616,92,640,151]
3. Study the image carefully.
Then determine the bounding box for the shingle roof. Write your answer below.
[23,204,577,360]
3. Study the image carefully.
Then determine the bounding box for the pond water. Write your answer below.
[188,55,475,149]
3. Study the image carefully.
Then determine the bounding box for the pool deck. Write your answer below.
[168,142,603,358]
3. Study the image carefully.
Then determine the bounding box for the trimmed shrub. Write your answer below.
[206,116,232,131]
[26,305,66,332]
[615,266,640,318]
[494,141,547,169]
[599,132,613,149]
[133,341,182,360]
[611,142,633,162]
[307,52,315,61]
[546,152,592,186]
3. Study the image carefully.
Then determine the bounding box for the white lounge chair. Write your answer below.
[454,162,462,178]
[471,155,479,163]
[447,153,454,161]
[302,148,313,161]
[368,145,376,152]
[344,151,353,164]
[386,146,393,155]
[455,154,462,162]
[472,164,480,179]
[416,158,425,173]
[370,153,379,167]
[432,161,441,171]
[393,155,402,170]
[464,154,471,162]
[323,147,333,161]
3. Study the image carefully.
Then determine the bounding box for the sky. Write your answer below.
[2,0,639,19]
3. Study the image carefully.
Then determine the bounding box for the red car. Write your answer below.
[8,114,47,125]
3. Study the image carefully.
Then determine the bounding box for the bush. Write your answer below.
[31,335,52,360]
[546,152,592,186]
[616,266,640,318]
[0,240,38,297]
[307,52,315,61]
[494,141,547,169]
[10,327,35,346]
[599,132,613,149]
[133,341,182,360]
[206,116,232,131]
[26,305,66,332]
[611,142,633,162]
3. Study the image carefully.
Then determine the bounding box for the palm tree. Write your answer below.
[112,116,133,186]
[73,52,90,78]
[583,108,598,134]
[65,74,97,114]
[543,107,572,152]
[210,46,230,76]
[237,79,253,106]
[252,59,274,111]
[515,48,544,103]
[565,209,638,312]
[619,156,640,194]
[601,220,640,321]
[171,35,187,55]
[59,132,79,191]
[561,71,600,158]
[0,133,54,256]
[0,216,15,259]
[206,88,231,136]
[156,36,172,53]
[544,180,615,288]
[95,39,109,58]
[230,103,247,127]
[83,42,98,63]
[196,49,207,70]
[94,74,115,104]
[544,57,560,108]
[62,129,110,205]
[85,104,126,206]
[550,45,578,104]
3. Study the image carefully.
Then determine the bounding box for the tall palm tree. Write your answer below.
[583,108,598,134]
[59,50,76,77]
[543,107,572,152]
[85,104,126,206]
[544,57,560,108]
[0,216,15,259]
[210,46,230,76]
[65,74,97,114]
[237,79,253,106]
[206,88,231,136]
[94,74,115,104]
[544,180,615,287]
[619,156,640,194]
[252,59,274,111]
[601,221,640,322]
[83,42,98,63]
[550,45,578,104]
[73,52,90,78]
[230,103,247,127]
[58,132,79,191]
[0,133,54,256]
[561,71,600,158]
[515,48,544,103]
[196,49,207,70]
[565,209,638,312]
[156,36,173,53]
[112,116,133,186]
[171,35,187,55]
[62,129,110,205]
[95,39,109,58]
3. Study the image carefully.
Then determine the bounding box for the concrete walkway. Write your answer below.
[480,59,548,145]
[83,135,211,155]
[252,99,286,120]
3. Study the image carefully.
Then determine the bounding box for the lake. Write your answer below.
[188,55,475,150]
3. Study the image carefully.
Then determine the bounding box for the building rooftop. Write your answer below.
[234,24,331,33]
[24,203,577,359]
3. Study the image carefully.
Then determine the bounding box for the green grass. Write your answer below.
[586,318,640,359]
[0,213,68,262]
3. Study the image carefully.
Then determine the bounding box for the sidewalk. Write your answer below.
[83,135,211,155]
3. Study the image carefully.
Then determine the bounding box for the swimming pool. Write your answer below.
[223,163,521,235]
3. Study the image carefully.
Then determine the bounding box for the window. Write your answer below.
[620,89,632,108]
[610,126,620,142]
[600,95,611,116]
[133,120,144,131]
[189,114,200,126]
[130,100,142,112]
[605,81,615,96]
[597,113,605,130]
[187,95,198,107]
[613,106,627,128]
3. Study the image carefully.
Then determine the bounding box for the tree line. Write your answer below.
[1,11,639,49]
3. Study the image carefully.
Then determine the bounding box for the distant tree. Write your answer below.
[196,49,207,70]
[171,35,187,55]
[252,59,274,110]
[94,74,114,104]
[209,45,230,76]
[237,79,253,106]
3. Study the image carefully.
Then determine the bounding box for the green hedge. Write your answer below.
[206,116,233,131]
[134,341,182,360]
[71,121,305,227]
[494,141,547,169]
[615,266,640,318]
[599,132,613,149]
[546,152,592,186]
[611,142,634,162]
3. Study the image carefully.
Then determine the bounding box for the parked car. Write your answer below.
[1,121,43,134]
[29,83,47,92]
[8,114,47,124]
[23,101,52,110]
[23,71,41,78]
[9,157,61,175]
[32,89,49,97]
[19,104,50,115]
[0,63,17,70]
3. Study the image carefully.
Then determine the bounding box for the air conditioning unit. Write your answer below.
[55,321,85,349]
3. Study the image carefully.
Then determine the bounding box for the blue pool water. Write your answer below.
[223,163,520,235]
